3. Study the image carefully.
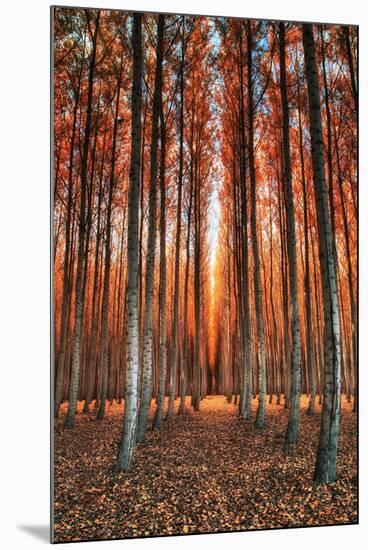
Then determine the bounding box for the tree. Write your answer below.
[137,13,165,442]
[152,107,168,429]
[247,21,267,429]
[296,73,315,415]
[114,13,143,471]
[54,27,85,417]
[97,47,124,420]
[167,17,185,419]
[302,23,341,484]
[279,22,302,451]
[64,10,100,428]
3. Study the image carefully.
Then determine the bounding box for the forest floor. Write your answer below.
[53,395,357,543]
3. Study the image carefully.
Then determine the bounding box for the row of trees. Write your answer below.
[53,9,357,484]
[212,20,357,482]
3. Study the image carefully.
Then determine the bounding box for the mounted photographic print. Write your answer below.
[52,4,358,543]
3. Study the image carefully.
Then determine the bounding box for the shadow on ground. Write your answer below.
[17,525,50,543]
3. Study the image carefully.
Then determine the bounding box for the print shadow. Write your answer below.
[17,525,50,543]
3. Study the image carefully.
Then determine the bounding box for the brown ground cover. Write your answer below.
[53,395,357,542]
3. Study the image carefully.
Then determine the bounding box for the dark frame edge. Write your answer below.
[50,4,55,545]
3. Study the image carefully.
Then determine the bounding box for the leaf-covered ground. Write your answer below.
[53,395,357,543]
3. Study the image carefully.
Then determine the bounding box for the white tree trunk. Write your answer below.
[115,13,143,471]
[137,14,165,442]
[303,23,341,484]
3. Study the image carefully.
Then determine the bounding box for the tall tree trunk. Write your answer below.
[237,26,251,420]
[343,26,358,117]
[97,53,124,420]
[277,164,290,407]
[167,20,185,419]
[247,21,267,429]
[138,100,148,388]
[152,109,168,429]
[54,39,84,417]
[320,28,337,263]
[179,196,193,412]
[137,14,165,441]
[82,126,106,413]
[334,129,357,411]
[114,13,143,471]
[193,138,202,411]
[269,190,279,405]
[64,10,100,428]
[279,22,302,451]
[80,108,99,405]
[297,83,315,415]
[113,208,127,404]
[179,157,194,415]
[303,24,341,484]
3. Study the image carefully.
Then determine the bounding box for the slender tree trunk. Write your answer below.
[97,54,124,420]
[237,27,252,420]
[193,153,201,411]
[114,13,143,471]
[138,99,148,390]
[137,14,165,441]
[54,40,85,417]
[246,21,267,429]
[343,26,358,117]
[167,22,185,419]
[320,28,337,264]
[179,160,194,415]
[334,130,357,412]
[152,109,168,429]
[80,110,99,405]
[297,85,315,415]
[277,166,290,407]
[113,208,127,405]
[279,22,302,451]
[82,127,106,413]
[269,192,279,406]
[64,11,100,428]
[303,24,341,484]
